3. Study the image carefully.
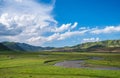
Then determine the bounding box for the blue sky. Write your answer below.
[0,0,120,47]
[54,0,120,26]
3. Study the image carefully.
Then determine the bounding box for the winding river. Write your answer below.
[54,57,120,70]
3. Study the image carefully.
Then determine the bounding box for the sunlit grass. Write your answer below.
[0,51,120,78]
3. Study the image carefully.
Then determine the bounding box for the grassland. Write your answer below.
[0,51,120,78]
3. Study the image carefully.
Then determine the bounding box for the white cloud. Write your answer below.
[15,0,23,2]
[0,0,58,45]
[0,0,120,46]
[26,30,87,45]
[58,30,88,40]
[0,0,92,46]
[82,37,100,43]
[47,33,60,41]
[91,26,120,34]
[27,36,46,45]
[27,33,60,45]
[52,22,78,33]
[79,27,89,30]
[53,23,71,32]
[71,22,78,29]
[0,0,80,46]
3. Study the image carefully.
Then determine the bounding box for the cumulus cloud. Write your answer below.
[0,0,81,45]
[91,26,120,34]
[82,37,100,43]
[0,0,57,33]
[58,30,88,40]
[0,0,55,40]
[0,0,120,46]
[53,23,72,32]
[71,22,78,29]
[51,22,78,33]
[27,30,87,45]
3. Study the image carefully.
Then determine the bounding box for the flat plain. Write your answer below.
[0,51,120,78]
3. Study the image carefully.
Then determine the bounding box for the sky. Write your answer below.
[0,0,120,47]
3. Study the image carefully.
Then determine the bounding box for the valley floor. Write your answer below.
[0,51,120,78]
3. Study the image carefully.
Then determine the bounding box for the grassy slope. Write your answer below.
[0,51,120,78]
[53,40,120,52]
[75,40,120,52]
[0,43,12,51]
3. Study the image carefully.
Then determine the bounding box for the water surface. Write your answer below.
[54,57,120,70]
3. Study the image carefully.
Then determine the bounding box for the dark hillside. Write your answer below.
[0,43,11,51]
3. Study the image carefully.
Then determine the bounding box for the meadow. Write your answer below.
[0,51,120,78]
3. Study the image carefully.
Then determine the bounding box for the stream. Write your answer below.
[54,57,120,70]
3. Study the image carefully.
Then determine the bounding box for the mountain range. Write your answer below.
[52,40,120,52]
[0,42,54,52]
[0,40,120,52]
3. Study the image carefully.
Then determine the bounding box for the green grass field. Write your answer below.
[0,51,120,78]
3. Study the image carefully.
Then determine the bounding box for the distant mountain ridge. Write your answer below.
[0,43,12,51]
[52,40,120,52]
[0,40,120,52]
[0,42,54,52]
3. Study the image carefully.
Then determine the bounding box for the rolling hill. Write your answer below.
[0,40,120,52]
[53,40,120,52]
[0,43,12,51]
[0,42,54,52]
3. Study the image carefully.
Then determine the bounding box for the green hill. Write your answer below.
[0,40,120,52]
[0,43,12,51]
[74,40,120,49]
[0,42,54,52]
[2,42,25,51]
[53,40,120,52]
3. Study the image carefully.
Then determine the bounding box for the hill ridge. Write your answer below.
[52,40,120,52]
[0,40,120,52]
